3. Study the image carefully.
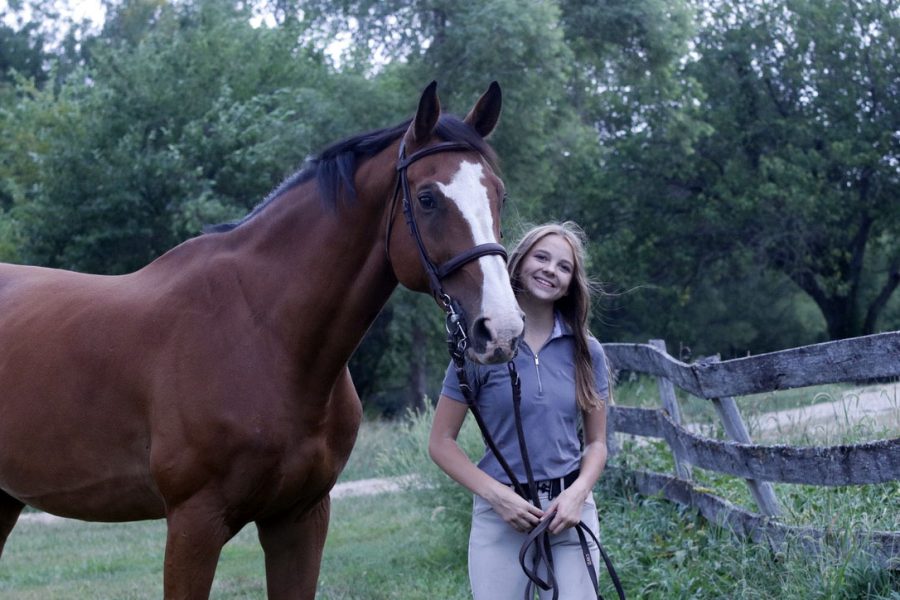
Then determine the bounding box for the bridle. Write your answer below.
[386,140,507,326]
[389,138,625,599]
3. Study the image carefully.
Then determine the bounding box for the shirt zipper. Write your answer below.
[533,353,543,394]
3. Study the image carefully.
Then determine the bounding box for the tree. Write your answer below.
[3,0,378,274]
[694,0,900,339]
[0,18,49,225]
[0,21,48,91]
[303,0,590,216]
[587,0,900,348]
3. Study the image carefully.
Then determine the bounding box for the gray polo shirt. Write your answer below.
[441,317,609,484]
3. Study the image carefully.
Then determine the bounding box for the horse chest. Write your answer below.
[229,389,361,515]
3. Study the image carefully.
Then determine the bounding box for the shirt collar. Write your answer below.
[550,311,572,340]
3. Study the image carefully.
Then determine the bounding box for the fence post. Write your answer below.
[710,395,782,516]
[606,400,621,457]
[649,339,693,481]
[698,352,782,516]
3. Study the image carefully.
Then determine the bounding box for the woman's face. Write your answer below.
[517,234,575,305]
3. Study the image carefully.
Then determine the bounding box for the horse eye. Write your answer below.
[418,193,436,210]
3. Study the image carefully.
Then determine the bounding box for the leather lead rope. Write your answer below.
[447,313,625,600]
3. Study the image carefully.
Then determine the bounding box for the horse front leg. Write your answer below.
[256,495,331,600]
[163,490,240,599]
[0,491,24,558]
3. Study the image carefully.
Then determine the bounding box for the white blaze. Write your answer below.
[437,162,521,344]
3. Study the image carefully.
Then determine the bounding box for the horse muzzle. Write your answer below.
[467,313,524,364]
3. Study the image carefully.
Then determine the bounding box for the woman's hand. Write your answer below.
[542,484,589,534]
[430,396,544,533]
[486,484,544,532]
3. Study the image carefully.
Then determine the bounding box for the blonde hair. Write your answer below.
[508,221,607,412]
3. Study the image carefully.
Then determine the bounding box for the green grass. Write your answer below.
[3,478,896,599]
[0,490,469,599]
[1,402,898,599]
[338,417,399,482]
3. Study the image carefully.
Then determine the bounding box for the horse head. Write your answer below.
[387,81,524,365]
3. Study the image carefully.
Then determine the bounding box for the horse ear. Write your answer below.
[406,80,441,146]
[464,81,502,138]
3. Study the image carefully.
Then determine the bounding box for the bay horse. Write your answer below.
[0,81,523,598]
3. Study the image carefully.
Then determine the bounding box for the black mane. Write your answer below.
[204,114,498,234]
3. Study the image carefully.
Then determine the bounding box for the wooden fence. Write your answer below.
[603,331,900,567]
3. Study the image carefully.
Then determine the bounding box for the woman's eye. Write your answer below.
[418,193,436,210]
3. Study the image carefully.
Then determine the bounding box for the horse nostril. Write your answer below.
[472,317,494,347]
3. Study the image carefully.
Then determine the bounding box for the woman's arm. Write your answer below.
[543,402,608,534]
[428,394,544,532]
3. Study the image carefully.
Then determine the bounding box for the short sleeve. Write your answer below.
[588,337,610,399]
[440,361,470,404]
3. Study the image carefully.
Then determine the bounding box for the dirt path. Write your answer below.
[18,475,421,527]
[751,382,899,442]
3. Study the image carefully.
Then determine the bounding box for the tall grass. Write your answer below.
[375,404,900,599]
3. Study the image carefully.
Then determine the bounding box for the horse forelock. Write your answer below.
[203,115,498,235]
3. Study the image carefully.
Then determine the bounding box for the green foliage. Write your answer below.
[2,0,381,273]
[303,0,595,218]
[2,0,900,410]
[0,21,48,90]
[589,0,900,350]
[351,290,449,418]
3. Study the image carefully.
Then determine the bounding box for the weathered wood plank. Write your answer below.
[608,467,900,569]
[608,406,900,485]
[608,406,665,437]
[604,343,704,395]
[650,339,693,481]
[711,394,781,516]
[605,331,900,398]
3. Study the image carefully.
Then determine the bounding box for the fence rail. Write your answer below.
[606,331,900,397]
[604,331,900,567]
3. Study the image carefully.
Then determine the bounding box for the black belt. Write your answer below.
[509,469,579,501]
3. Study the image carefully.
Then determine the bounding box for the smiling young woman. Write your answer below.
[429,221,612,600]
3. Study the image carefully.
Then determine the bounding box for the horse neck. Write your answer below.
[216,169,399,381]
